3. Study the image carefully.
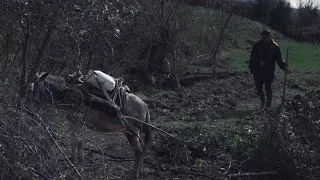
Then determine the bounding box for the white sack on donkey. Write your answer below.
[84,70,116,91]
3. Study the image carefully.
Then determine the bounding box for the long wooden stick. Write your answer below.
[85,92,185,142]
[281,49,289,109]
[122,115,186,142]
[79,77,185,141]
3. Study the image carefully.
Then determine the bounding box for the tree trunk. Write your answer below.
[19,15,30,90]
[171,49,181,89]
[211,11,232,79]
[174,73,181,89]
[211,55,218,80]
[8,43,22,72]
[0,50,5,58]
[2,23,13,81]
[19,3,59,99]
[85,39,98,73]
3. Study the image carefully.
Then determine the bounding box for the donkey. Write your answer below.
[25,71,152,179]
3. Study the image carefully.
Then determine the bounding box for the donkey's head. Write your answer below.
[25,72,51,105]
[25,71,68,107]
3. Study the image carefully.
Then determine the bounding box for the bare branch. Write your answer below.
[228,171,278,179]
[19,1,59,99]
[19,14,30,90]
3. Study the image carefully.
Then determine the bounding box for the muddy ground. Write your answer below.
[1,68,319,180]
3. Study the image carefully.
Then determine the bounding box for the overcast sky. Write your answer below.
[288,0,320,8]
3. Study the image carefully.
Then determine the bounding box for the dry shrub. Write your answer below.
[245,91,320,180]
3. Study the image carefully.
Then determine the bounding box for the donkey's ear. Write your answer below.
[38,71,51,82]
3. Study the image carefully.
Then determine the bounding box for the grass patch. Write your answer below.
[227,39,320,70]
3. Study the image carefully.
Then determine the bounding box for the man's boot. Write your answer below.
[258,91,265,109]
[266,91,272,110]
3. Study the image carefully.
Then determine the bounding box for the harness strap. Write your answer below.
[82,72,127,111]
[110,78,123,110]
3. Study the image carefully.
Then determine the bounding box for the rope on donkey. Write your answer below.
[77,74,189,145]
[93,74,144,143]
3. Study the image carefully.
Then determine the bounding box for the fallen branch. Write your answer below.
[84,147,216,179]
[84,145,219,180]
[83,147,134,162]
[158,133,190,166]
[179,73,212,86]
[170,167,216,180]
[223,160,235,175]
[228,171,278,179]
[82,148,162,166]
[122,115,187,142]
[30,168,48,179]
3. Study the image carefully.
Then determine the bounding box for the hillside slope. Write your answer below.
[181,5,320,72]
[181,6,281,56]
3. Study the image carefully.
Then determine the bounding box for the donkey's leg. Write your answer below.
[126,133,144,179]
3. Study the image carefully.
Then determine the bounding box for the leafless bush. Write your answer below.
[0,75,79,179]
[240,92,320,179]
[194,0,237,79]
[0,104,63,179]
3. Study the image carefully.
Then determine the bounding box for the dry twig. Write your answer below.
[228,171,278,179]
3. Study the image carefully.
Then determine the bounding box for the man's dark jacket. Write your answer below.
[249,39,286,82]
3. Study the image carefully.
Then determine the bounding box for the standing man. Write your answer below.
[249,29,287,110]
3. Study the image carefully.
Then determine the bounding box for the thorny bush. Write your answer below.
[241,90,320,180]
[0,105,62,180]
[0,79,68,179]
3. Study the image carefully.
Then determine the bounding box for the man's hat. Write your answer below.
[261,29,272,36]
